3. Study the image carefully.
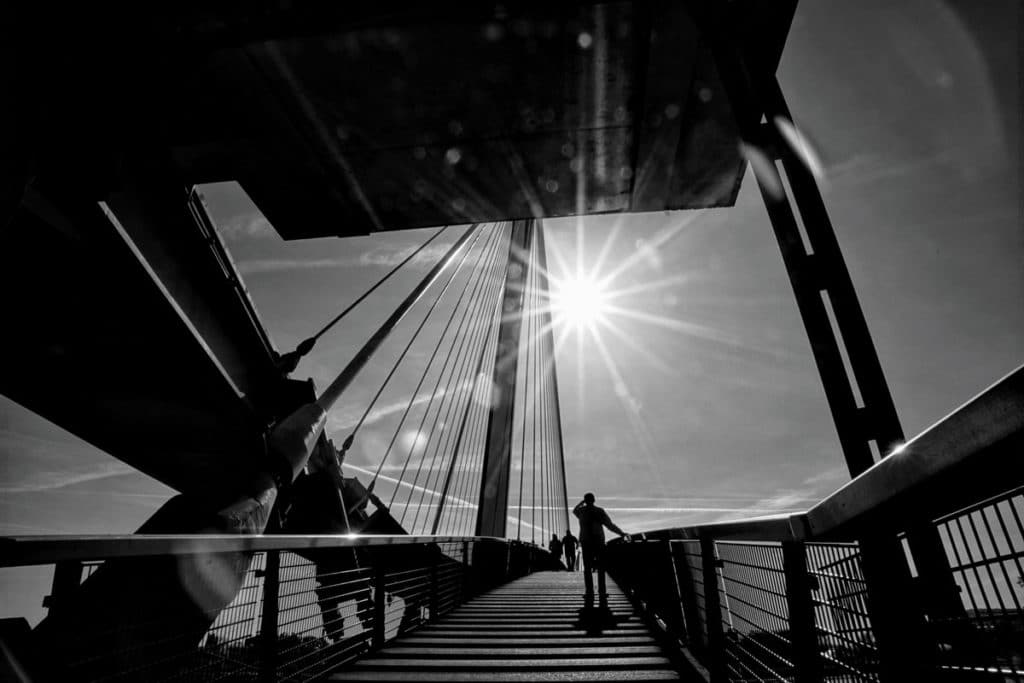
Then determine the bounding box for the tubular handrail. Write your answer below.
[0,534,523,568]
[627,365,1023,544]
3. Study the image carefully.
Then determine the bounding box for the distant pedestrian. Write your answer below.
[562,531,579,571]
[572,492,626,597]
[548,533,563,564]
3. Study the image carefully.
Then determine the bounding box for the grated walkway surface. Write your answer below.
[330,571,681,682]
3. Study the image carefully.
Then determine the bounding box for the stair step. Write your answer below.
[379,646,664,657]
[396,637,657,647]
[325,572,679,682]
[330,671,681,682]
[352,656,674,671]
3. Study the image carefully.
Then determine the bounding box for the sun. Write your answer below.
[552,275,610,329]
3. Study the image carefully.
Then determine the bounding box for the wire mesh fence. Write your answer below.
[805,542,878,682]
[605,487,1024,683]
[715,542,794,682]
[930,486,1024,681]
[21,537,552,682]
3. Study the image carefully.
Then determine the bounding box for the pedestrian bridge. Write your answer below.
[2,365,1021,681]
[2,0,1022,681]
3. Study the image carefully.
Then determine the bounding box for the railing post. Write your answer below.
[372,565,386,649]
[461,540,471,603]
[859,534,934,680]
[43,560,83,617]
[670,542,700,648]
[663,542,687,639]
[699,536,727,683]
[259,550,280,683]
[429,556,439,620]
[781,542,821,683]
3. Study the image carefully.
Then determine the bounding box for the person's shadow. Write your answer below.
[573,595,626,635]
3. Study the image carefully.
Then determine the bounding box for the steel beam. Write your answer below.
[698,8,964,673]
[475,220,534,538]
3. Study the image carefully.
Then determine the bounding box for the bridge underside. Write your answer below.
[3,0,796,498]
[12,0,795,240]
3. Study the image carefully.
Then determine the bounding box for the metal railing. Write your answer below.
[0,534,556,681]
[607,366,1024,682]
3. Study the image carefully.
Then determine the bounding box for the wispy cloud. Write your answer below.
[235,241,456,275]
[237,257,356,274]
[327,391,443,434]
[0,461,135,494]
[357,244,454,269]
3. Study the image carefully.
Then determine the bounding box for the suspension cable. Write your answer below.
[314,224,478,416]
[430,285,503,534]
[276,226,450,373]
[393,227,507,520]
[336,225,488,460]
[414,236,508,532]
[375,224,504,492]
[445,240,506,537]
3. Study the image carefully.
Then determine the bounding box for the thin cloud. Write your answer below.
[235,242,456,275]
[328,392,441,434]
[238,257,356,274]
[357,243,455,269]
[0,462,135,494]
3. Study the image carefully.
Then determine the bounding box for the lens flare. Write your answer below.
[552,275,609,329]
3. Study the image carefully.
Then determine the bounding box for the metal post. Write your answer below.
[699,5,964,641]
[781,542,821,683]
[476,220,534,538]
[258,550,280,682]
[858,535,935,681]
[372,566,386,649]
[670,542,700,647]
[429,558,439,621]
[43,560,83,617]
[461,540,470,604]
[699,536,727,683]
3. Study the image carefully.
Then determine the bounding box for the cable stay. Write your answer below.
[270,217,569,543]
[275,225,450,374]
[334,223,489,462]
[369,224,506,494]
[389,226,509,529]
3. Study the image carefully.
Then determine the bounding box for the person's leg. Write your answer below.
[581,545,595,596]
[595,544,607,596]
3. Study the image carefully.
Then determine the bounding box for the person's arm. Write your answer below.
[601,509,626,537]
[572,500,586,519]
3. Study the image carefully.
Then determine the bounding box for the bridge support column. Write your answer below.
[699,5,964,655]
[475,220,535,538]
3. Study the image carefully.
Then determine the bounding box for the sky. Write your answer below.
[1,0,1021,622]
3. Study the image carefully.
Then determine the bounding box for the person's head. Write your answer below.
[583,492,596,505]
[552,533,558,540]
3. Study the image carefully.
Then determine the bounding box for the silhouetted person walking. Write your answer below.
[562,530,578,571]
[573,492,625,597]
[548,533,563,565]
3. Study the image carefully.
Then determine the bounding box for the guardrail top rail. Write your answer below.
[607,366,1024,683]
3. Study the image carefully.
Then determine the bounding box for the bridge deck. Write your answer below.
[330,571,682,682]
